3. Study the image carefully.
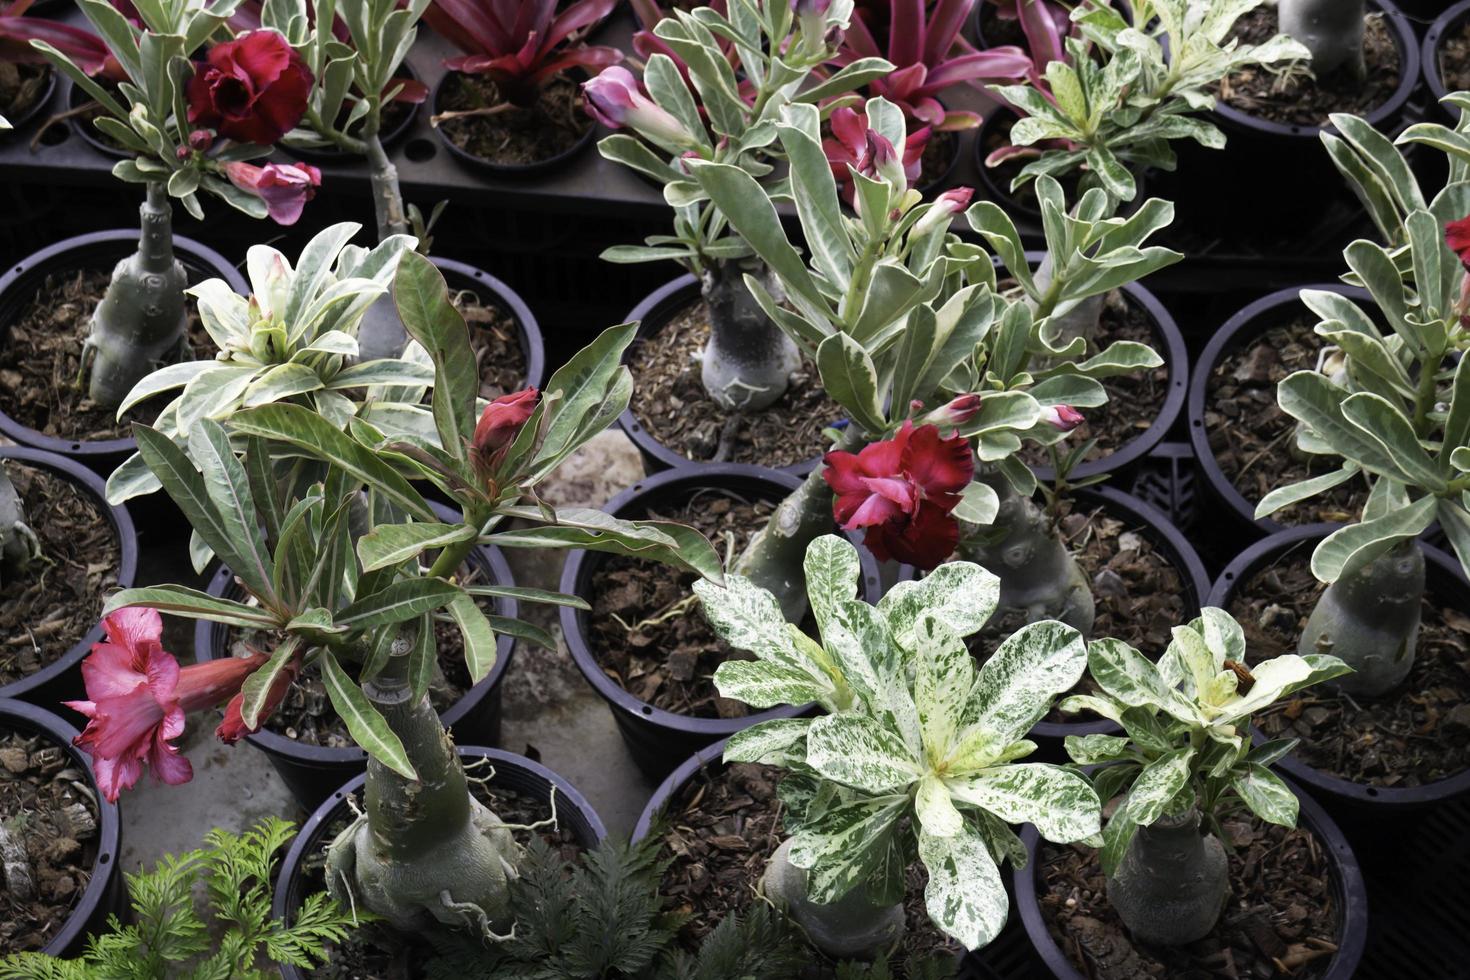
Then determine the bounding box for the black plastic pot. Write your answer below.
[1011,772,1368,980]
[290,67,423,164]
[1188,283,1366,536]
[0,446,138,708]
[561,465,884,779]
[616,273,831,477]
[0,64,58,139]
[0,230,247,476]
[1423,0,1470,117]
[0,697,125,957]
[271,745,606,980]
[194,506,518,810]
[1013,251,1185,484]
[1207,524,1470,815]
[432,71,598,179]
[433,254,547,393]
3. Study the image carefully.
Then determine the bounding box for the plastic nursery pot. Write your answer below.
[0,230,248,476]
[0,698,125,958]
[431,71,598,179]
[1207,524,1470,817]
[271,745,606,980]
[1011,772,1368,980]
[1187,283,1367,537]
[1013,251,1185,485]
[433,254,547,393]
[616,273,832,478]
[193,505,518,811]
[1423,0,1470,118]
[0,446,137,708]
[561,465,884,780]
[0,64,57,139]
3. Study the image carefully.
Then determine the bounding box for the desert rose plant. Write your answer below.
[0,463,40,590]
[32,0,318,409]
[68,251,723,947]
[1060,609,1349,945]
[695,535,1100,954]
[591,0,892,411]
[1254,208,1470,696]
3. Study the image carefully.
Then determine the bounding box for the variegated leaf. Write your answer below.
[1157,624,1215,697]
[1232,764,1298,828]
[878,561,1000,650]
[912,612,976,757]
[789,794,908,904]
[916,774,964,837]
[918,829,1008,951]
[803,534,861,643]
[948,763,1100,843]
[831,599,921,754]
[1063,733,1131,765]
[722,718,813,766]
[966,621,1087,744]
[1088,638,1199,725]
[712,659,828,709]
[806,714,920,795]
[1217,653,1349,723]
[1121,746,1195,827]
[693,576,803,669]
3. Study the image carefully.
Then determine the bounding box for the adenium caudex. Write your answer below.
[0,462,40,591]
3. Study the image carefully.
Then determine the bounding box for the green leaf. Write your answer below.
[806,714,919,795]
[188,420,278,608]
[487,506,723,582]
[335,578,461,630]
[814,332,886,434]
[1232,764,1298,828]
[952,482,1000,525]
[103,586,278,629]
[238,637,301,729]
[947,763,1100,843]
[394,251,478,459]
[1310,495,1437,582]
[356,522,476,573]
[446,594,498,683]
[1254,465,1361,519]
[778,103,853,291]
[1341,392,1447,492]
[320,651,416,780]
[918,829,1007,951]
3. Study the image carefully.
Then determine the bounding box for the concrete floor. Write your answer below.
[120,430,661,872]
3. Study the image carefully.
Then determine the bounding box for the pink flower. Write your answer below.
[1041,405,1084,431]
[823,422,974,569]
[823,106,930,206]
[918,392,983,428]
[472,387,539,479]
[64,609,265,801]
[223,161,321,226]
[1447,214,1470,271]
[582,66,698,150]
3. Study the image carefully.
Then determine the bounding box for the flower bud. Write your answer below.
[921,393,983,428]
[582,67,699,151]
[472,388,539,479]
[1041,405,1085,431]
[909,187,974,239]
[188,128,213,151]
[1447,213,1470,271]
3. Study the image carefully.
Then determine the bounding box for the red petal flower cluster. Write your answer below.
[187,30,312,146]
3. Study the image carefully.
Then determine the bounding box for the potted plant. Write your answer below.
[0,445,137,709]
[1013,609,1367,979]
[1424,3,1470,117]
[0,0,113,138]
[590,0,890,473]
[683,533,1100,962]
[1,1,311,470]
[0,698,122,959]
[424,0,622,175]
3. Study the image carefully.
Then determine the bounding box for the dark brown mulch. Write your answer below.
[977,1,1027,49]
[1218,9,1401,127]
[449,286,527,400]
[1227,551,1470,788]
[970,497,1189,719]
[0,728,101,954]
[627,300,840,468]
[1017,290,1168,470]
[0,465,119,688]
[437,73,590,167]
[230,563,497,747]
[1440,18,1470,92]
[919,129,958,190]
[0,63,48,121]
[1205,320,1371,526]
[589,494,778,718]
[303,778,582,980]
[1038,818,1341,980]
[658,761,962,968]
[0,269,212,442]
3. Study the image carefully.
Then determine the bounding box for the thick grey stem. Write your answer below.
[1031,249,1102,357]
[698,260,800,411]
[0,464,39,590]
[326,630,519,938]
[762,839,903,959]
[85,182,188,408]
[1298,540,1423,697]
[1107,808,1227,946]
[958,471,1094,635]
[1280,0,1366,79]
[354,132,412,362]
[735,427,864,620]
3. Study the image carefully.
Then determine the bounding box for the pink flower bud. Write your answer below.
[223,160,322,226]
[1041,405,1085,431]
[910,187,975,238]
[582,67,698,150]
[188,129,213,151]
[921,393,983,427]
[472,387,539,480]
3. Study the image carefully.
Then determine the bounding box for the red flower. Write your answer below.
[186,30,312,145]
[824,106,930,207]
[1447,215,1470,270]
[472,387,539,477]
[1041,404,1084,431]
[823,422,973,569]
[216,645,300,744]
[64,609,265,801]
[223,161,321,226]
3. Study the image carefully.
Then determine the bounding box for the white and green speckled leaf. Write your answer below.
[803,534,861,643]
[1056,693,1124,724]
[806,713,920,795]
[947,763,1100,843]
[1232,763,1298,828]
[1121,746,1195,827]
[712,659,829,709]
[966,621,1087,744]
[1063,733,1131,765]
[1157,623,1215,697]
[916,774,965,837]
[878,561,999,650]
[1088,637,1199,725]
[694,575,802,669]
[1197,607,1246,664]
[912,612,976,756]
[918,829,1008,951]
[789,794,908,904]
[722,718,813,766]
[831,599,922,754]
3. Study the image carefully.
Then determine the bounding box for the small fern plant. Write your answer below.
[0,817,359,980]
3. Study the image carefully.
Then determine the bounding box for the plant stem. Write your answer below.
[365,129,410,242]
[1412,348,1445,437]
[698,259,800,410]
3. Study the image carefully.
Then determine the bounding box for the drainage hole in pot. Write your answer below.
[70,443,80,451]
[37,124,68,148]
[404,138,436,163]
[1366,787,1379,797]
[641,706,653,716]
[99,852,110,864]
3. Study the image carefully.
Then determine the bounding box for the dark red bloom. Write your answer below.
[823,422,973,569]
[1447,214,1470,270]
[824,106,930,206]
[472,387,539,477]
[186,30,312,145]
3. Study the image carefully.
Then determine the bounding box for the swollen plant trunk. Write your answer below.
[699,260,800,411]
[355,131,413,363]
[1280,0,1366,79]
[959,471,1094,635]
[762,839,904,959]
[0,464,38,589]
[1106,808,1228,947]
[85,182,189,408]
[1031,247,1103,356]
[326,636,519,938]
[735,427,864,620]
[1298,539,1423,697]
